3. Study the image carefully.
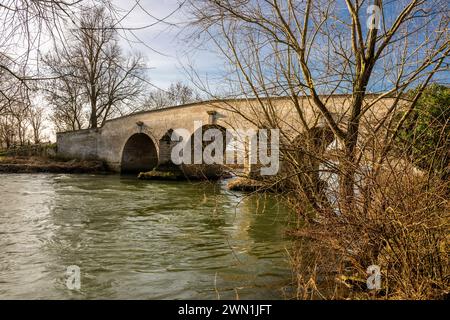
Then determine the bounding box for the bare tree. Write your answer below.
[188,0,449,299]
[189,0,448,207]
[0,1,108,107]
[0,56,25,116]
[1,101,30,146]
[167,81,201,106]
[99,48,147,126]
[143,81,200,110]
[1,1,182,131]
[43,6,147,129]
[42,52,87,132]
[143,87,171,110]
[0,88,47,147]
[0,113,15,149]
[28,105,46,144]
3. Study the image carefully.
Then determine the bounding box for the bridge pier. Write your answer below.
[158,130,177,166]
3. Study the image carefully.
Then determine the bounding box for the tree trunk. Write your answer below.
[90,95,97,128]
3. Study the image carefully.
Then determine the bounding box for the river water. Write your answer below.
[0,174,292,299]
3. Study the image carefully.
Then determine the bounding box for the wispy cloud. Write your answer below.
[111,0,223,89]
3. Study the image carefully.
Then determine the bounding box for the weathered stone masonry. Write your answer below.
[56,96,395,173]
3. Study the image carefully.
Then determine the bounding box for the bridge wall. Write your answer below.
[56,102,225,171]
[56,96,396,172]
[57,128,98,160]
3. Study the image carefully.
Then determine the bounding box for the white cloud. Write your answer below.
[111,0,223,89]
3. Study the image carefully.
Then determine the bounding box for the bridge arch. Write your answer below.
[191,124,228,161]
[282,126,335,191]
[294,126,335,153]
[121,133,158,173]
[182,124,229,179]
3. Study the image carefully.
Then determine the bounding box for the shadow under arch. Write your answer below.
[121,133,158,174]
[295,126,335,152]
[182,124,230,180]
[279,126,336,194]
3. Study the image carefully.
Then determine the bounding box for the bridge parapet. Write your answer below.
[56,95,395,176]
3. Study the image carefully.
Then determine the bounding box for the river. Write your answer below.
[0,174,292,299]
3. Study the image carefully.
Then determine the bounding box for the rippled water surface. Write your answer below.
[0,174,292,299]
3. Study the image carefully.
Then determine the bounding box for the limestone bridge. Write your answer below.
[56,95,392,176]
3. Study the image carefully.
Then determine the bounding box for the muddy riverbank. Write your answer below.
[0,156,107,174]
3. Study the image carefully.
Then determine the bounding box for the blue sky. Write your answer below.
[111,0,222,90]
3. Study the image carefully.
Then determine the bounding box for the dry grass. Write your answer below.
[285,158,449,300]
[0,156,106,173]
[226,177,266,192]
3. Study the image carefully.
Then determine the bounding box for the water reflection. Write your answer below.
[0,174,291,299]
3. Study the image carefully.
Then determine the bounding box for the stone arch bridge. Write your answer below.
[56,96,392,175]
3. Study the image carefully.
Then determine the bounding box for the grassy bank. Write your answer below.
[0,156,107,174]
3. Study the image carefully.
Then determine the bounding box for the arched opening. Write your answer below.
[291,126,335,158]
[121,133,158,173]
[190,124,228,162]
[284,126,335,195]
[182,124,229,179]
